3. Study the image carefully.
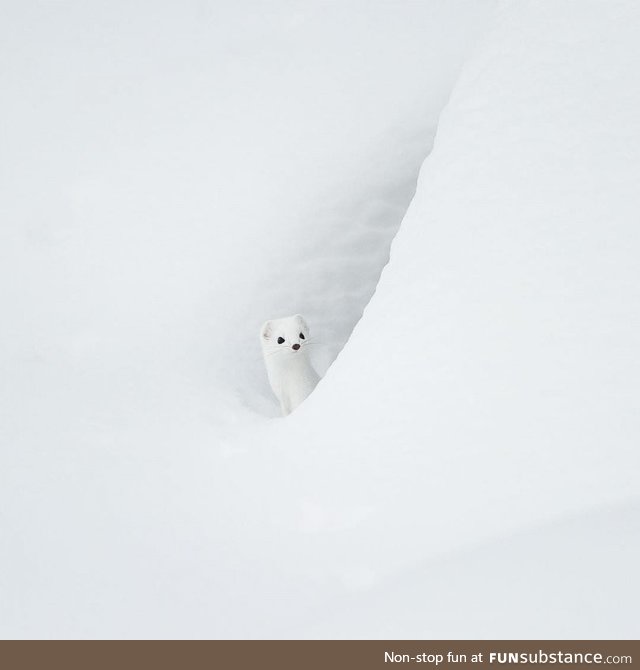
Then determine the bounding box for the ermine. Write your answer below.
[260,314,320,416]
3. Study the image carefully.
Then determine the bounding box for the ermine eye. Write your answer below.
[277,337,285,344]
[299,333,305,340]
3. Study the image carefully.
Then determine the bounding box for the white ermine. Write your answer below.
[260,314,320,416]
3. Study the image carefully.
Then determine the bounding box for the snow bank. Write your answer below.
[0,0,496,638]
[2,0,638,639]
[248,0,640,636]
[0,0,493,418]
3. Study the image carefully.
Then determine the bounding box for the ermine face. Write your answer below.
[260,314,310,357]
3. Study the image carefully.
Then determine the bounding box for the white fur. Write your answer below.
[260,314,320,416]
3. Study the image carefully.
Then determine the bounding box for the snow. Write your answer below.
[302,501,640,639]
[2,0,639,639]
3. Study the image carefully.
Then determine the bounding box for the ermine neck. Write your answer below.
[275,353,312,371]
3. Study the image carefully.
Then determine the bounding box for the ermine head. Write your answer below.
[260,314,311,358]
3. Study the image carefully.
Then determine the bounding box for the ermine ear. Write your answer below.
[261,321,272,340]
[294,314,308,332]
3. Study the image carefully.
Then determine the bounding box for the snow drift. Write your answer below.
[243,0,640,637]
[0,0,495,638]
[2,0,639,639]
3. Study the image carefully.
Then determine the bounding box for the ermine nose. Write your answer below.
[292,343,300,351]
